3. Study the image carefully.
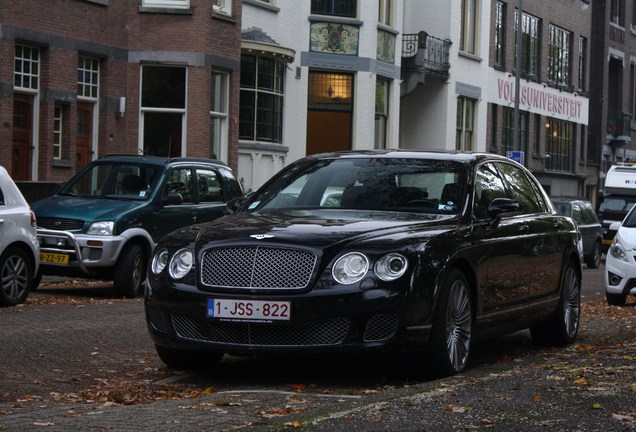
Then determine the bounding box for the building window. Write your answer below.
[14,44,40,91]
[610,0,624,26]
[460,0,479,55]
[494,1,505,67]
[578,37,587,92]
[212,0,232,15]
[548,25,571,87]
[501,107,527,155]
[545,118,574,173]
[308,72,353,110]
[142,0,189,8]
[631,63,636,121]
[378,0,392,26]
[375,78,389,149]
[239,55,284,143]
[456,96,475,151]
[514,11,540,77]
[53,105,63,160]
[210,71,229,161]
[78,56,100,101]
[141,65,186,157]
[311,0,356,18]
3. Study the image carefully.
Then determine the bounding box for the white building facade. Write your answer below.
[239,0,404,191]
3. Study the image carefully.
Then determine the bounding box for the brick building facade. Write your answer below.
[0,0,241,183]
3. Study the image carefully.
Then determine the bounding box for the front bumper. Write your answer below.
[604,253,636,296]
[144,281,431,354]
[37,228,126,275]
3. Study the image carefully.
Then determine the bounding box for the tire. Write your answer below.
[155,344,224,370]
[113,244,146,298]
[31,271,42,291]
[531,261,580,346]
[0,247,33,307]
[585,241,602,269]
[606,292,626,306]
[427,269,473,377]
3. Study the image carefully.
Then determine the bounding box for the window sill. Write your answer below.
[139,6,193,15]
[458,51,482,62]
[308,15,363,27]
[243,0,280,13]
[52,159,74,169]
[82,0,108,5]
[212,11,238,23]
[239,141,289,153]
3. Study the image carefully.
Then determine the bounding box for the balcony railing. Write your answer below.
[402,33,451,78]
[607,111,632,138]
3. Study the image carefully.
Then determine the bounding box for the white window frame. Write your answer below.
[456,96,475,151]
[142,0,189,8]
[78,56,100,101]
[213,0,232,15]
[210,71,229,162]
[378,0,392,27]
[460,0,479,55]
[14,44,40,92]
[53,105,63,160]
[374,78,389,149]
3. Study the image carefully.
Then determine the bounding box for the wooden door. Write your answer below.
[76,102,92,169]
[12,94,33,180]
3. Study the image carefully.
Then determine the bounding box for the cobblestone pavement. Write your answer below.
[0,268,634,431]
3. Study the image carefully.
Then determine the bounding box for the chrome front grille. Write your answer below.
[37,217,85,231]
[171,313,349,346]
[201,247,317,289]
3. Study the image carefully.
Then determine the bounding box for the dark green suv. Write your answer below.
[30,155,243,297]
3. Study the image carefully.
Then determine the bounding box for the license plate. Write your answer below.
[40,252,69,265]
[603,239,612,245]
[207,298,291,321]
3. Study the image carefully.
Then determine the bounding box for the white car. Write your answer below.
[605,216,636,306]
[0,166,39,306]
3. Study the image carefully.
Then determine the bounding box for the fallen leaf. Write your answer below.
[533,394,543,402]
[590,403,603,410]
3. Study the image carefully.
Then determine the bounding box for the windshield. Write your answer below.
[59,162,163,200]
[246,158,466,215]
[598,196,636,213]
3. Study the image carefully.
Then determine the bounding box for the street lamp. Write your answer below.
[513,0,523,154]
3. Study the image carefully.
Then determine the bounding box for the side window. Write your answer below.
[164,168,193,204]
[0,187,5,206]
[581,205,598,224]
[219,167,243,200]
[571,203,583,223]
[497,163,542,214]
[197,169,222,203]
[474,163,507,219]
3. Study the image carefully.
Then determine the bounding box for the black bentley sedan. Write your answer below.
[145,150,582,377]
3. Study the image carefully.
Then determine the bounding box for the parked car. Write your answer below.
[605,211,636,306]
[145,150,582,377]
[551,197,603,268]
[0,166,39,307]
[31,155,243,298]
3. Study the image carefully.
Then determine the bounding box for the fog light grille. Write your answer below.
[146,305,169,334]
[171,313,349,346]
[363,314,399,342]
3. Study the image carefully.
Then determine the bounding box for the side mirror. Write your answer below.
[162,192,183,206]
[609,221,621,231]
[488,197,523,220]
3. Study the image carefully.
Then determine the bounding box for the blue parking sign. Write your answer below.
[506,151,524,165]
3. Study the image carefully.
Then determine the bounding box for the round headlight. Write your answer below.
[151,248,169,274]
[375,253,408,281]
[168,248,193,279]
[332,252,369,284]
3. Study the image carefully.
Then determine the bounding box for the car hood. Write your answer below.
[187,209,457,249]
[31,195,146,222]
[616,226,636,250]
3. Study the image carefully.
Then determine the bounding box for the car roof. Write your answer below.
[97,154,229,168]
[305,149,515,165]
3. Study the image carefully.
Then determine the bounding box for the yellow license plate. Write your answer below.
[603,239,612,245]
[40,252,69,266]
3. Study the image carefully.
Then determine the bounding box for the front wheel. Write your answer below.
[585,242,601,269]
[531,261,580,346]
[606,292,626,306]
[0,247,33,307]
[427,269,473,377]
[155,345,224,370]
[114,244,146,298]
